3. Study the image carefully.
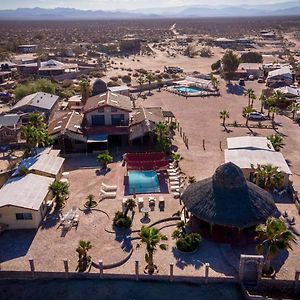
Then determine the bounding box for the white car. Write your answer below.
[248,112,265,120]
[248,75,254,81]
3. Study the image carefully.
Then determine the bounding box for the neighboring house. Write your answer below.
[12,147,65,179]
[266,66,294,87]
[48,111,86,153]
[238,63,263,79]
[108,85,130,96]
[0,114,23,144]
[260,31,276,39]
[67,95,83,110]
[17,44,38,53]
[10,92,60,120]
[225,136,292,186]
[0,173,54,230]
[18,59,78,76]
[275,86,300,99]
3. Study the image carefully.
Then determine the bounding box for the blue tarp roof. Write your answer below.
[87,134,108,143]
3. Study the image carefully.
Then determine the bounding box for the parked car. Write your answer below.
[248,112,265,120]
[248,75,254,81]
[258,76,265,83]
[239,78,245,86]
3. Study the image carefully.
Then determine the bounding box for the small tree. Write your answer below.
[124,198,136,218]
[256,217,296,274]
[146,73,156,95]
[269,106,279,128]
[267,134,285,152]
[136,75,145,96]
[288,102,300,120]
[210,74,220,91]
[243,106,255,127]
[137,226,168,274]
[49,180,69,208]
[219,110,230,128]
[76,240,92,272]
[79,79,91,104]
[244,88,255,107]
[96,152,113,170]
[259,95,267,114]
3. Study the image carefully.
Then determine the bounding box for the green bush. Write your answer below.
[176,233,202,252]
[113,211,132,228]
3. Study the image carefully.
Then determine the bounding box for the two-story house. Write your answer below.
[83,91,132,151]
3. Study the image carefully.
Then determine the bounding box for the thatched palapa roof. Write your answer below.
[181,163,278,229]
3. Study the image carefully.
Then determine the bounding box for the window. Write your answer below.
[16,213,32,220]
[111,107,117,113]
[111,114,125,126]
[91,115,105,126]
[98,108,104,113]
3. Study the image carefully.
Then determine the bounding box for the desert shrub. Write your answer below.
[175,233,202,252]
[199,47,212,57]
[113,211,132,228]
[110,76,119,82]
[107,81,120,87]
[61,80,73,88]
[211,60,221,71]
[122,75,131,83]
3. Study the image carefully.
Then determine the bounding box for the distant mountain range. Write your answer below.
[1,1,300,20]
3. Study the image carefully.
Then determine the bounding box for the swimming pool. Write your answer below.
[128,171,160,194]
[175,86,203,93]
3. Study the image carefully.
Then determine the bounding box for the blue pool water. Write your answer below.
[128,171,160,194]
[175,86,203,93]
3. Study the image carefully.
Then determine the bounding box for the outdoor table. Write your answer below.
[141,207,151,219]
[64,208,77,222]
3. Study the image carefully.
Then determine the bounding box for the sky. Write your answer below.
[0,0,292,10]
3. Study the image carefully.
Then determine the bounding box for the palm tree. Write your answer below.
[137,75,145,96]
[243,106,255,127]
[269,106,279,128]
[146,73,156,95]
[28,113,45,128]
[137,226,168,274]
[252,164,284,190]
[256,217,296,274]
[288,102,300,120]
[267,134,285,152]
[259,95,267,114]
[210,74,220,91]
[86,194,95,208]
[172,152,183,168]
[79,79,91,104]
[96,152,113,170]
[76,240,92,272]
[219,110,230,128]
[153,122,172,152]
[49,180,69,207]
[244,88,255,107]
[270,90,286,106]
[124,198,136,217]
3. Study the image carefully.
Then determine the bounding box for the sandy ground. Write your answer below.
[1,78,300,280]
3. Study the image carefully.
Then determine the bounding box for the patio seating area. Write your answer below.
[58,207,80,231]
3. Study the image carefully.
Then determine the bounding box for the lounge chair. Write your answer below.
[169,176,180,181]
[170,185,180,192]
[138,197,144,211]
[149,197,156,211]
[159,197,165,211]
[100,189,116,199]
[167,167,180,173]
[101,182,117,192]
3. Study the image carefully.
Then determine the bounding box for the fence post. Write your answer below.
[295,270,300,294]
[205,263,210,283]
[29,258,35,278]
[135,260,139,281]
[99,260,104,279]
[169,263,174,282]
[63,259,69,279]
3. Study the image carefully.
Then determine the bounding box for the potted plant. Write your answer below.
[96,152,113,170]
[113,211,132,228]
[84,194,97,208]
